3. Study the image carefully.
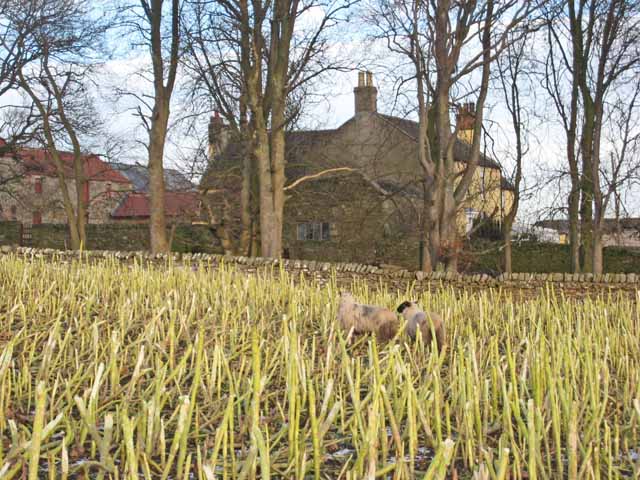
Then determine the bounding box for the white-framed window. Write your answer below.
[465,208,479,234]
[297,222,331,241]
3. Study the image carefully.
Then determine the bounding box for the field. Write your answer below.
[0,255,639,479]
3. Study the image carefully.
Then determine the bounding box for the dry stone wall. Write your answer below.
[1,246,637,300]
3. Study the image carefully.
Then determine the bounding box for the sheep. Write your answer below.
[337,292,399,341]
[397,300,446,352]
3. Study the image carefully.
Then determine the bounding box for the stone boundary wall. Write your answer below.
[0,221,21,245]
[1,246,638,297]
[0,222,221,253]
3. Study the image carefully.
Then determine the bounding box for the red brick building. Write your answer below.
[0,145,132,225]
[0,142,202,242]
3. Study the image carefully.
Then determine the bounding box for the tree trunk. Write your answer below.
[254,122,278,257]
[502,200,518,274]
[568,184,581,273]
[263,88,286,258]
[143,0,180,254]
[503,227,513,274]
[148,105,170,253]
[579,101,595,273]
[592,231,603,275]
[566,51,581,274]
[17,70,83,250]
[238,110,253,255]
[239,149,253,256]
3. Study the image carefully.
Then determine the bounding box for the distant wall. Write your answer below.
[0,222,222,253]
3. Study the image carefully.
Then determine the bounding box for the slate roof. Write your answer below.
[201,113,507,191]
[111,162,195,192]
[376,114,502,169]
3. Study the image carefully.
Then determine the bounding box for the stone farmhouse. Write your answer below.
[202,73,515,268]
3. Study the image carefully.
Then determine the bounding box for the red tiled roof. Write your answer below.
[111,192,200,219]
[15,147,130,183]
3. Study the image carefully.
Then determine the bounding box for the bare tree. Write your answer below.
[368,0,538,272]
[6,0,106,249]
[0,0,49,96]
[183,0,354,258]
[118,0,183,253]
[1,0,83,151]
[181,0,256,255]
[602,82,640,245]
[546,0,640,273]
[496,34,532,273]
[543,12,581,272]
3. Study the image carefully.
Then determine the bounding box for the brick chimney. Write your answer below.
[456,102,476,144]
[208,112,229,161]
[354,71,377,114]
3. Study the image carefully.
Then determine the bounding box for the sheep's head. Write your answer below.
[397,300,417,313]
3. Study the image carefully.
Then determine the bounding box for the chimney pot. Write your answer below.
[354,71,378,115]
[456,101,476,144]
[208,113,229,161]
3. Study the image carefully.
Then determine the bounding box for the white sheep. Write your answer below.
[397,300,446,352]
[337,292,399,341]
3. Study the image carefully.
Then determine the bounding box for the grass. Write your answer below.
[0,254,639,479]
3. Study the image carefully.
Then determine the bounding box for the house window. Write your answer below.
[465,208,478,234]
[10,205,17,221]
[34,177,43,194]
[106,182,112,198]
[32,211,42,225]
[297,222,331,241]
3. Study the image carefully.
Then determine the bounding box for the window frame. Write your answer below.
[297,222,331,241]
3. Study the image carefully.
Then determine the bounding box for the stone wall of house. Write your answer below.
[1,246,637,300]
[0,174,131,225]
[202,111,513,267]
[283,173,421,269]
[0,222,221,253]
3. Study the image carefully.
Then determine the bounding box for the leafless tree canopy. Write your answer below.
[0,0,638,267]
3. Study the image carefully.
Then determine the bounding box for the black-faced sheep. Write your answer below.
[337,292,399,341]
[397,300,446,352]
